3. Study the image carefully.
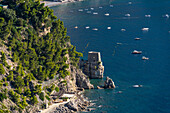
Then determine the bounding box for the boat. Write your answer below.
[92,28,98,31]
[133,85,143,88]
[134,38,141,40]
[142,28,149,31]
[142,56,149,60]
[99,7,103,9]
[93,12,98,15]
[105,13,110,16]
[84,9,88,10]
[107,27,111,29]
[90,8,94,10]
[145,15,151,18]
[78,9,83,12]
[125,14,131,17]
[132,50,142,54]
[163,14,169,18]
[74,26,78,29]
[121,29,126,32]
[117,43,122,45]
[110,5,113,7]
[87,11,91,13]
[85,26,90,29]
[128,2,132,4]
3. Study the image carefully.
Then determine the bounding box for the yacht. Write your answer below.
[133,85,143,88]
[142,56,149,60]
[142,28,149,31]
[107,27,111,29]
[125,14,131,17]
[105,13,110,16]
[92,28,98,31]
[132,50,142,54]
[134,38,141,40]
[78,9,83,12]
[145,15,151,18]
[74,26,78,29]
[121,29,126,32]
[85,26,90,29]
[93,12,98,15]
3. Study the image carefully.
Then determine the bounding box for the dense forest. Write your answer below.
[0,0,83,112]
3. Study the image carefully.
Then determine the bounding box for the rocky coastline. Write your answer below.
[40,0,83,7]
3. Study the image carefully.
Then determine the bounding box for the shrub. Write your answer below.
[0,93,7,101]
[55,87,59,92]
[45,95,50,101]
[30,95,38,105]
[0,64,5,74]
[39,92,44,101]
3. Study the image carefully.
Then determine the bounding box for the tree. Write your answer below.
[0,64,5,74]
[7,71,14,81]
[30,95,38,105]
[15,75,25,88]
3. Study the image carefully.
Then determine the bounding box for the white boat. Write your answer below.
[99,7,103,9]
[132,50,142,54]
[134,38,141,40]
[92,28,98,31]
[110,5,113,7]
[165,14,169,18]
[145,15,151,18]
[142,56,149,60]
[125,14,131,17]
[133,85,143,88]
[121,29,126,32]
[87,11,91,13]
[85,26,90,29]
[105,13,110,16]
[74,26,78,29]
[128,2,132,4]
[107,27,111,29]
[93,12,98,15]
[117,42,122,45]
[90,8,94,10]
[78,9,83,12]
[142,28,149,31]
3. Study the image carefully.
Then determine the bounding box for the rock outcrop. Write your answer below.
[104,77,115,89]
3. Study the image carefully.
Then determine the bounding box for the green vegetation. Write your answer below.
[0,0,82,112]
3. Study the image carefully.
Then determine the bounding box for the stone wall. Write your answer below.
[80,51,104,79]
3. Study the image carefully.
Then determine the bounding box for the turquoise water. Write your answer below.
[51,0,170,112]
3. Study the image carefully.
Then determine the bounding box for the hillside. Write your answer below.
[0,0,93,112]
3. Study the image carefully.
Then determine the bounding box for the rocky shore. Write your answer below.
[40,0,83,7]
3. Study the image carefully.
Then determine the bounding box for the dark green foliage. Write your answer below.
[45,95,50,101]
[9,90,20,103]
[39,92,44,101]
[14,75,25,88]
[24,88,31,97]
[0,64,5,74]
[0,93,7,101]
[55,86,59,92]
[30,95,38,105]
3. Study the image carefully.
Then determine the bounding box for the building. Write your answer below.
[80,51,104,79]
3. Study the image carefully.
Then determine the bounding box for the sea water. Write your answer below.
[51,0,170,112]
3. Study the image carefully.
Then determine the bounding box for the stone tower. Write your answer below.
[80,51,104,79]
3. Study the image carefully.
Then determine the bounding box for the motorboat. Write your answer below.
[121,29,126,32]
[128,2,132,4]
[110,5,113,7]
[163,14,169,18]
[132,50,142,54]
[105,13,110,16]
[93,12,98,15]
[78,9,83,12]
[133,85,143,88]
[125,14,131,17]
[142,56,149,60]
[142,28,149,31]
[145,15,151,18]
[99,7,103,9]
[134,38,141,40]
[90,8,94,10]
[92,28,98,31]
[87,11,91,13]
[74,26,78,29]
[107,27,111,29]
[85,26,90,29]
